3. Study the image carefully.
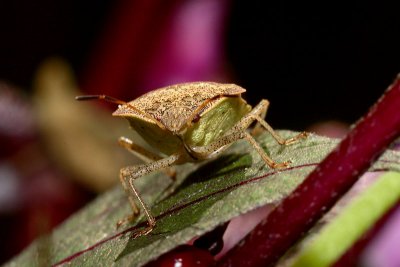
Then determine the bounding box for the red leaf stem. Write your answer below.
[218,75,400,267]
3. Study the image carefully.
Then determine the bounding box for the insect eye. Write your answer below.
[192,114,201,123]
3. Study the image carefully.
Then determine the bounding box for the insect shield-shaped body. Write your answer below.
[113,82,251,160]
[76,82,307,237]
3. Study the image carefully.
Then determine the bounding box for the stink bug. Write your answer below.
[76,82,307,237]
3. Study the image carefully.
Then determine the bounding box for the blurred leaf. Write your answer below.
[5,131,400,267]
[33,58,142,192]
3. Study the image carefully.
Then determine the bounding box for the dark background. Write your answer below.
[228,2,400,129]
[1,1,400,264]
[1,1,399,129]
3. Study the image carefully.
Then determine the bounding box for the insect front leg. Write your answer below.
[118,153,182,237]
[119,136,176,180]
[248,100,308,145]
[191,131,289,169]
[250,99,269,135]
[119,136,162,161]
[190,102,307,168]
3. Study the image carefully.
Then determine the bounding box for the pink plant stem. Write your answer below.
[218,75,400,267]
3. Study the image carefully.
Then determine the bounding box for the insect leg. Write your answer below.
[191,130,289,169]
[117,173,140,228]
[248,100,308,145]
[118,153,182,237]
[119,137,176,180]
[190,101,306,168]
[243,132,290,168]
[119,136,162,161]
[251,115,308,145]
[250,99,269,135]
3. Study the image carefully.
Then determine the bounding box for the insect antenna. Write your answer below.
[75,95,127,105]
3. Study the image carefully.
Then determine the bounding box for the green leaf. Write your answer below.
[5,131,400,267]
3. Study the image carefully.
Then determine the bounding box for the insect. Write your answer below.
[76,82,308,237]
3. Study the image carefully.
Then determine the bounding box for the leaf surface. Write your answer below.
[5,131,400,267]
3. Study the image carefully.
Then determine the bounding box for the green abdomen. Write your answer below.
[184,97,251,147]
[128,118,182,156]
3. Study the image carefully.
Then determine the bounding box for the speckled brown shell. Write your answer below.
[112,82,246,132]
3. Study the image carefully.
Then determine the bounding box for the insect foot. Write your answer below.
[270,161,292,169]
[266,131,309,168]
[131,219,156,238]
[282,131,309,145]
